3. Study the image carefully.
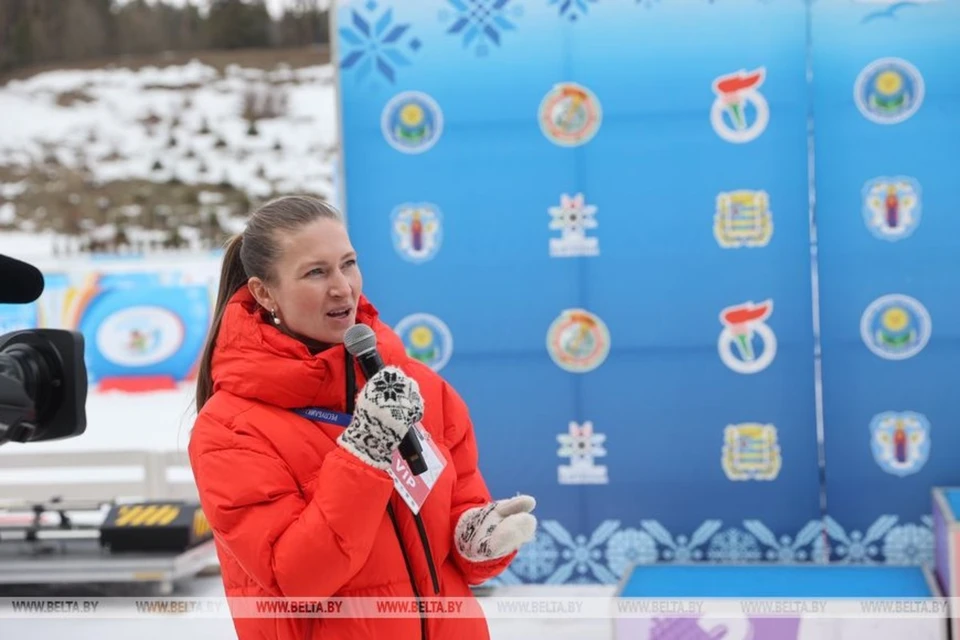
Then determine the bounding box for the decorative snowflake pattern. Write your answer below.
[439,0,523,57]
[548,0,598,21]
[882,517,935,565]
[823,515,897,563]
[604,528,658,575]
[707,528,763,562]
[481,515,934,586]
[338,1,421,85]
[744,519,824,562]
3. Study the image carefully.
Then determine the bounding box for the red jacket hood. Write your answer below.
[210,287,409,410]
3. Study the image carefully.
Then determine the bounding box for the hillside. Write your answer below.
[0,46,338,260]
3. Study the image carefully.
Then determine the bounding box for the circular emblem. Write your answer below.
[854,58,924,125]
[710,67,770,144]
[717,300,777,375]
[539,82,602,147]
[96,306,185,367]
[861,294,931,360]
[394,313,453,372]
[391,203,442,263]
[862,177,921,242]
[546,309,610,373]
[869,411,931,477]
[381,91,443,154]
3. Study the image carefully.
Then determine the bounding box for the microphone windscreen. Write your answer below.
[344,323,377,357]
[0,254,45,304]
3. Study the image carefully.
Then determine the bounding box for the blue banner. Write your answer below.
[334,0,826,583]
[812,1,960,563]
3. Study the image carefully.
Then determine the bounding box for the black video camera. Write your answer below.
[0,254,87,446]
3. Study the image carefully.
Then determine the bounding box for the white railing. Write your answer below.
[0,450,199,504]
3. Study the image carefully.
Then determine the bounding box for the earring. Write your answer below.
[270,309,281,325]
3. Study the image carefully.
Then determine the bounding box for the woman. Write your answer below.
[189,195,537,640]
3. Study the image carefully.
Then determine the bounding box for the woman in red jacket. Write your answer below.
[189,195,537,640]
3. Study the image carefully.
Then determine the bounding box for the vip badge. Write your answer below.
[722,423,781,481]
[710,68,770,144]
[717,300,777,375]
[381,91,443,154]
[549,193,599,258]
[394,313,453,372]
[546,309,610,373]
[862,177,921,242]
[714,190,773,248]
[870,411,930,477]
[539,82,602,147]
[557,421,609,485]
[860,294,931,360]
[391,203,442,263]
[854,57,924,125]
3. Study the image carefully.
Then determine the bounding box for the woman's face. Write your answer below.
[249,217,363,345]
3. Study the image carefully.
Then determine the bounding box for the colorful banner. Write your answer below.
[0,260,217,392]
[333,0,825,584]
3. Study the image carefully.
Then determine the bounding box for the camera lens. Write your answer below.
[0,344,58,425]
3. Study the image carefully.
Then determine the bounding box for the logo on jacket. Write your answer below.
[722,423,781,481]
[382,91,443,154]
[860,294,931,360]
[711,67,769,144]
[549,193,599,258]
[862,177,921,241]
[870,411,930,477]
[714,189,773,248]
[557,421,608,485]
[546,309,610,373]
[539,82,602,147]
[391,203,442,263]
[854,58,924,125]
[717,300,777,375]
[394,313,453,372]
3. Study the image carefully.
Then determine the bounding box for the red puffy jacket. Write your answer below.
[188,288,514,639]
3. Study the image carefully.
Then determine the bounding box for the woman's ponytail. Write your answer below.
[195,234,248,413]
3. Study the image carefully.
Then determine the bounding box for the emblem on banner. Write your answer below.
[862,177,921,241]
[870,411,930,477]
[95,306,186,367]
[854,58,924,125]
[381,91,443,153]
[860,294,931,360]
[391,203,442,263]
[546,309,610,373]
[549,193,599,257]
[539,82,602,147]
[557,421,609,485]
[710,67,770,144]
[722,423,781,481]
[717,300,777,375]
[714,190,773,248]
[394,313,453,372]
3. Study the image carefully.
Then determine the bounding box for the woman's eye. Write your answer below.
[307,268,324,277]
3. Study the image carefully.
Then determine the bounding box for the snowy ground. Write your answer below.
[0,60,338,202]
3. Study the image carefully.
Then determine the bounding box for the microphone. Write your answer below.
[0,254,45,304]
[344,323,427,476]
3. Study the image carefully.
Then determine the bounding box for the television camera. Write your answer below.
[0,254,87,447]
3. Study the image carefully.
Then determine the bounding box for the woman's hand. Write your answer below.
[455,495,537,561]
[338,366,424,470]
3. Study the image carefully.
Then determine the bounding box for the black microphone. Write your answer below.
[344,323,427,476]
[0,254,45,304]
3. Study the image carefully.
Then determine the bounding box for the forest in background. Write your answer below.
[0,0,330,81]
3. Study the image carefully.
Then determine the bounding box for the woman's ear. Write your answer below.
[247,277,275,312]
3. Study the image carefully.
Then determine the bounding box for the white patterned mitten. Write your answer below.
[337,366,424,471]
[455,495,537,561]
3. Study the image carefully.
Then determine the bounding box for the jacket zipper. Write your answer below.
[387,502,427,640]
